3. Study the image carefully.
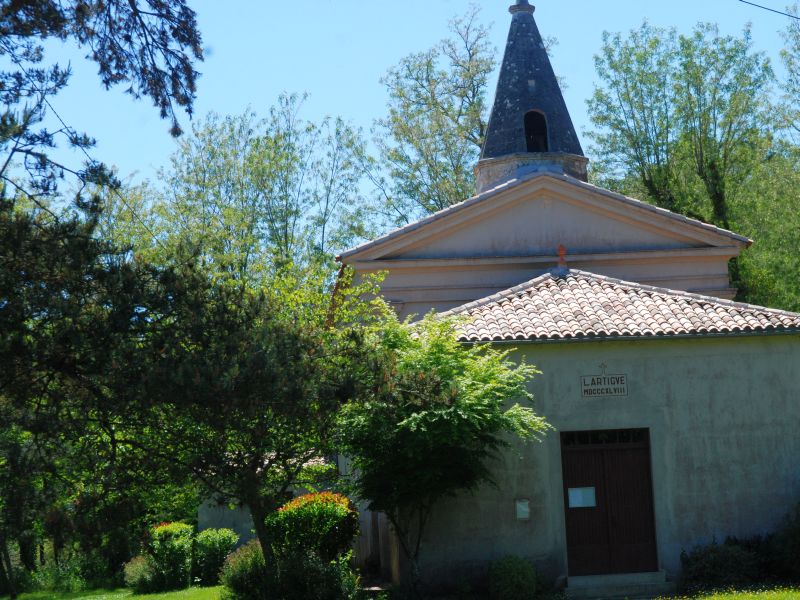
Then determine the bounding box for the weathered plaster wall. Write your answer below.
[416,334,800,586]
[389,193,698,260]
[198,499,254,546]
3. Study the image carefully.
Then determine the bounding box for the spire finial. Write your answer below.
[509,0,534,14]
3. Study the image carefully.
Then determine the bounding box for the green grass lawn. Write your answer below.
[7,586,799,600]
[1,587,222,600]
[665,589,800,600]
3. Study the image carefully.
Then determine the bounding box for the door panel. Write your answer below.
[561,450,610,575]
[561,429,658,575]
[604,447,659,573]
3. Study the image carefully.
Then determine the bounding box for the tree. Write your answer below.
[368,7,495,225]
[0,196,179,595]
[780,3,800,137]
[588,22,774,228]
[109,99,370,281]
[337,314,550,595]
[0,0,202,207]
[0,424,58,598]
[586,20,800,310]
[0,190,381,581]
[587,24,681,212]
[676,23,773,228]
[729,144,800,312]
[109,263,386,561]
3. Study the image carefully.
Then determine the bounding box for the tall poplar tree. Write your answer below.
[369,8,495,225]
[587,21,774,228]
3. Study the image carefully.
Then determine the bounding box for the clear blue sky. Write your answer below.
[45,0,795,186]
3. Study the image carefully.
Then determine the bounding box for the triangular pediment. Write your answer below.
[340,174,750,263]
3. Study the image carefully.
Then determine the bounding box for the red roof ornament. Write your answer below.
[558,244,567,267]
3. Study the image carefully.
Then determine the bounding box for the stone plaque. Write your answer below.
[580,371,628,398]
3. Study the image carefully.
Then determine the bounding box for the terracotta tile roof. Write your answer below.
[441,269,800,342]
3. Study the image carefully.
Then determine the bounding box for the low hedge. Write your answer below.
[194,527,240,586]
[220,540,361,600]
[489,555,537,600]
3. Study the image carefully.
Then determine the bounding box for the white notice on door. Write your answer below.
[568,487,597,508]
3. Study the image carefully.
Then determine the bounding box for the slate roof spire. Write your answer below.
[475,2,588,192]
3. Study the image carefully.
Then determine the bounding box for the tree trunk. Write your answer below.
[0,547,8,596]
[387,510,425,599]
[0,533,17,600]
[409,557,423,600]
[247,496,277,565]
[17,531,35,572]
[697,155,729,229]
[53,529,63,566]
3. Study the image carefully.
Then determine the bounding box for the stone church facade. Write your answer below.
[340,1,800,595]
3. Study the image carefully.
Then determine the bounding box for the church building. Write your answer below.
[339,1,800,595]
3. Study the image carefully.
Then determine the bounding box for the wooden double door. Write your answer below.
[560,429,658,576]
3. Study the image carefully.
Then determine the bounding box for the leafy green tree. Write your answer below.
[1,190,377,583]
[338,314,550,595]
[588,22,774,228]
[109,98,370,280]
[780,3,800,137]
[729,146,800,312]
[0,0,202,207]
[0,199,127,594]
[586,20,800,310]
[0,424,61,597]
[110,263,386,560]
[587,23,682,212]
[368,8,495,225]
[676,23,773,228]
[0,196,200,592]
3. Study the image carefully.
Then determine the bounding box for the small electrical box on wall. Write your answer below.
[515,498,531,521]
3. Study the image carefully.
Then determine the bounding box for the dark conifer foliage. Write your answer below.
[0,0,202,205]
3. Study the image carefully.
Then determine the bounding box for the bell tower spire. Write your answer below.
[475,2,588,193]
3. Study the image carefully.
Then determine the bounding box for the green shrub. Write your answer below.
[0,565,31,596]
[265,492,359,561]
[220,540,363,600]
[488,555,537,600]
[124,555,157,594]
[680,540,760,590]
[220,540,271,600]
[194,527,240,586]
[148,521,194,591]
[724,534,779,582]
[32,556,87,593]
[773,503,800,582]
[274,551,360,600]
[75,549,125,589]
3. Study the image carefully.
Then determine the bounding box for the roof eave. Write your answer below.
[460,329,800,346]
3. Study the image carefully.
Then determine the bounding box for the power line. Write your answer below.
[738,0,800,20]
